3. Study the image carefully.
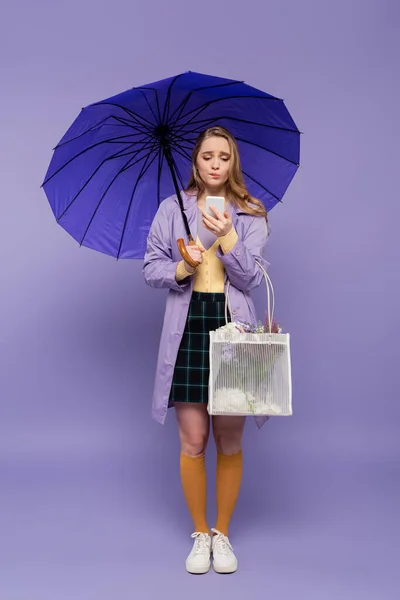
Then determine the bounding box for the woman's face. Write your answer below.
[196,135,231,191]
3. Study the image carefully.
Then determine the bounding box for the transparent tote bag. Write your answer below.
[208,260,292,416]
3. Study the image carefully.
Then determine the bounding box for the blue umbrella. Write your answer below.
[42,71,300,261]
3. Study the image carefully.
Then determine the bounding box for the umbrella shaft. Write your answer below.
[164,148,192,242]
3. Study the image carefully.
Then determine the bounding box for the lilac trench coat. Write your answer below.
[142,191,271,429]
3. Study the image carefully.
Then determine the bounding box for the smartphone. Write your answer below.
[205,196,225,216]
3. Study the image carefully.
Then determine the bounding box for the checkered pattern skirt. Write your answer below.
[169,291,230,404]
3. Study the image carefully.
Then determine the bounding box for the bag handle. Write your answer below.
[225,259,276,332]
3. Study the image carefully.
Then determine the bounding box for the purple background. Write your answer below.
[1,0,399,598]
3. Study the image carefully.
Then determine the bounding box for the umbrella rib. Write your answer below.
[135,88,159,124]
[235,136,299,166]
[90,101,155,129]
[172,119,221,138]
[79,142,159,248]
[169,130,197,151]
[53,116,148,149]
[173,95,279,131]
[56,141,157,220]
[170,141,194,165]
[117,146,159,258]
[174,111,222,134]
[119,143,158,173]
[109,115,151,134]
[241,169,280,201]
[162,73,184,124]
[169,137,197,153]
[101,137,152,146]
[43,133,152,186]
[177,115,300,135]
[157,148,163,207]
[77,154,140,241]
[169,153,186,192]
[112,143,155,163]
[171,141,195,157]
[169,130,197,144]
[168,80,244,124]
[106,138,156,159]
[154,89,162,125]
[133,86,162,124]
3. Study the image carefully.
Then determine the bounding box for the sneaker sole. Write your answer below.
[212,561,238,574]
[186,561,211,574]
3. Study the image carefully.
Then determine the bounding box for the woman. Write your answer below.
[142,126,270,574]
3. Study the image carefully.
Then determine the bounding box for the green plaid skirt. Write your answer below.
[169,291,230,404]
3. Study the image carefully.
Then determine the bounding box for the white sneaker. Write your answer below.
[186,532,211,574]
[211,528,238,573]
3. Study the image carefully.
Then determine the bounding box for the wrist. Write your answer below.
[184,261,196,274]
[176,260,195,281]
[219,226,238,253]
[217,225,232,238]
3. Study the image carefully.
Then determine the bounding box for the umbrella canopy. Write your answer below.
[42,71,301,259]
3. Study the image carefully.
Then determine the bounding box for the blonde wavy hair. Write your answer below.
[185,125,268,219]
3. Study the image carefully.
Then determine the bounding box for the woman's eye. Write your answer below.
[201,156,229,162]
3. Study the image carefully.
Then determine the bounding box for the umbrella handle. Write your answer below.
[177,238,201,269]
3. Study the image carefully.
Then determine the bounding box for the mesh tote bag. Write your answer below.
[208,260,292,416]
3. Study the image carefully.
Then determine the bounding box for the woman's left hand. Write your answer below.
[202,207,232,237]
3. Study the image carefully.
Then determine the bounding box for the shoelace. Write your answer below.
[211,528,234,555]
[191,532,210,556]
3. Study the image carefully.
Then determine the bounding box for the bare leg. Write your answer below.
[174,402,210,457]
[212,415,246,455]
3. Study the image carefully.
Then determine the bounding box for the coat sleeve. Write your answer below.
[216,215,270,292]
[142,203,192,292]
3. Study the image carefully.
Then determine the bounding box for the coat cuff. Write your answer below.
[175,260,194,281]
[219,227,238,254]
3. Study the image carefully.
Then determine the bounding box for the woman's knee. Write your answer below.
[212,417,245,455]
[180,436,208,457]
[174,403,209,456]
[214,435,242,455]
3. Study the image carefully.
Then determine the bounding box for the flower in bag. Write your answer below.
[264,314,282,333]
[217,321,245,333]
[221,344,235,363]
[213,388,284,415]
[214,387,250,413]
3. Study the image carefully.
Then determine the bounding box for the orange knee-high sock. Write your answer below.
[180,452,209,534]
[215,450,243,537]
